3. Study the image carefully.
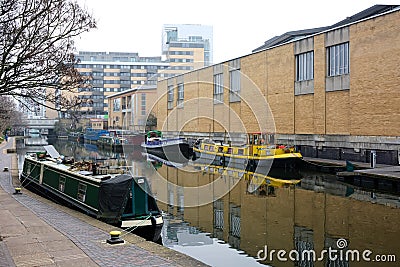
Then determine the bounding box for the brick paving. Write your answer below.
[0,138,205,267]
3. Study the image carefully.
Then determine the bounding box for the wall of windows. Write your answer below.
[141,93,146,116]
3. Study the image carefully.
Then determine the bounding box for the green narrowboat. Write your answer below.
[20,145,163,242]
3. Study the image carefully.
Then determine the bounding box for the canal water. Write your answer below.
[17,139,400,267]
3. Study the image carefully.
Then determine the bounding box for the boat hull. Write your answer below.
[193,150,302,173]
[142,141,190,164]
[20,156,163,243]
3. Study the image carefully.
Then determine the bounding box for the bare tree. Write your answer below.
[0,0,96,110]
[0,95,22,134]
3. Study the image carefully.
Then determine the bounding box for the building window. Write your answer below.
[213,73,223,104]
[167,85,174,109]
[141,93,146,116]
[177,83,184,108]
[327,42,349,77]
[77,183,87,202]
[113,99,121,111]
[296,51,314,81]
[229,69,240,102]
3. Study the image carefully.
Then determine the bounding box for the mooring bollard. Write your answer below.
[106,230,124,244]
[13,188,21,195]
[3,167,8,172]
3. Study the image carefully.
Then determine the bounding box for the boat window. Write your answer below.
[238,149,244,155]
[204,145,209,150]
[227,148,232,154]
[218,147,223,152]
[26,163,31,175]
[253,135,259,145]
[59,176,66,192]
[77,183,87,202]
[210,146,214,152]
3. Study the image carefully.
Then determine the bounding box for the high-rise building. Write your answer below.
[74,52,169,118]
[162,24,213,67]
[74,25,213,120]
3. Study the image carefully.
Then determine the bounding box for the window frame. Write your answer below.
[229,69,241,102]
[77,183,87,202]
[167,85,174,109]
[213,73,223,104]
[327,42,349,77]
[295,51,314,81]
[177,83,184,108]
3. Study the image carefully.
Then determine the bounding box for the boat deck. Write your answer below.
[337,166,400,181]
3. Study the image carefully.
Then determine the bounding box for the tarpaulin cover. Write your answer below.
[98,174,132,219]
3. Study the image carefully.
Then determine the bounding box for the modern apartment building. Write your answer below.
[74,52,168,118]
[155,5,400,165]
[162,24,213,69]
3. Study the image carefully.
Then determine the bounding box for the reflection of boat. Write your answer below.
[97,135,129,152]
[192,132,303,173]
[144,152,188,169]
[20,145,163,242]
[25,137,48,146]
[108,130,145,146]
[84,128,109,143]
[192,162,301,194]
[68,132,84,143]
[83,143,98,152]
[141,130,190,163]
[28,128,40,138]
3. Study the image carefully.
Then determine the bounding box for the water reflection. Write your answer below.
[148,156,400,267]
[18,139,400,267]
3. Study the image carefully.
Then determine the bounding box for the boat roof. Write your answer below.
[43,145,61,159]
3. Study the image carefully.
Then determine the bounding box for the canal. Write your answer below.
[17,139,400,267]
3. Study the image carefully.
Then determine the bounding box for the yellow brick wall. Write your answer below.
[326,91,350,134]
[266,45,295,134]
[156,11,400,138]
[313,34,327,134]
[350,12,400,136]
[295,94,314,134]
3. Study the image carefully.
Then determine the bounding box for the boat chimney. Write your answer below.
[92,162,97,175]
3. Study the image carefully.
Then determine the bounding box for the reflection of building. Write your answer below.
[150,163,400,267]
[89,118,107,130]
[106,85,157,131]
[156,6,400,165]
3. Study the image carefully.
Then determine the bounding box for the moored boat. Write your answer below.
[141,130,190,163]
[84,128,110,143]
[20,145,163,242]
[97,135,129,152]
[192,132,303,173]
[68,132,84,143]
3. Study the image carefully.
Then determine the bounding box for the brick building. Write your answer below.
[107,85,157,131]
[155,5,400,165]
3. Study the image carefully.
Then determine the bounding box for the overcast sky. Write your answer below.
[75,1,396,63]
